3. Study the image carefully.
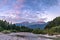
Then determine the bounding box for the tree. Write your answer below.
[45,16,60,29]
[20,26,33,32]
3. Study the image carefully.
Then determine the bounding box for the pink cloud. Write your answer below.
[0,0,8,8]
[13,4,20,10]
[3,0,7,4]
[15,10,20,14]
[13,4,24,10]
[12,0,25,10]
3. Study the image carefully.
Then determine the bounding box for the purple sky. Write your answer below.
[0,0,60,23]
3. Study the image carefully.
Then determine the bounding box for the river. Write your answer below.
[0,32,53,40]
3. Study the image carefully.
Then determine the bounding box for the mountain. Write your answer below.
[15,21,47,29]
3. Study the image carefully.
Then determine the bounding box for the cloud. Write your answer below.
[0,9,47,23]
[12,0,25,10]
[24,0,58,11]
[0,0,60,23]
[0,11,20,23]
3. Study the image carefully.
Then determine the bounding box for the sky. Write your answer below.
[0,0,60,23]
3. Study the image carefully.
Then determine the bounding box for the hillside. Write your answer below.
[45,16,60,29]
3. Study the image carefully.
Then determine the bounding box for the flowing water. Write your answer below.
[0,32,53,40]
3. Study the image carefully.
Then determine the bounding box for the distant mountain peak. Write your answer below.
[15,21,47,29]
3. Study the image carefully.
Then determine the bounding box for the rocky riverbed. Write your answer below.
[0,32,53,40]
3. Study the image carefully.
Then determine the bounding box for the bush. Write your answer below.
[10,30,17,32]
[32,28,46,34]
[46,26,60,35]
[0,27,4,32]
[32,29,41,34]
[2,30,11,34]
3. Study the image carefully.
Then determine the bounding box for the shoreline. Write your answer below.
[0,32,60,40]
[8,32,58,39]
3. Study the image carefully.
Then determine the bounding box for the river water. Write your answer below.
[0,32,53,40]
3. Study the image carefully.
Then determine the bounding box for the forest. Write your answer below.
[0,16,60,35]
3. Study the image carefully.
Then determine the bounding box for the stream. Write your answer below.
[0,32,53,40]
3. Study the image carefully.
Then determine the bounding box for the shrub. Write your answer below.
[2,30,11,34]
[0,27,4,32]
[32,28,45,34]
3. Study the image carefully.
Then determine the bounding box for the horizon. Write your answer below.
[0,0,60,23]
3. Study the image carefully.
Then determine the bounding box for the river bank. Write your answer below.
[0,32,57,40]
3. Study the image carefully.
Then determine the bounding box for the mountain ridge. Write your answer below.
[15,21,47,29]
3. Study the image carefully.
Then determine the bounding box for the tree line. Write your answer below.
[32,16,60,35]
[0,20,33,33]
[0,16,60,35]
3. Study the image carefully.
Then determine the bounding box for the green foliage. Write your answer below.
[2,30,11,34]
[1,18,60,34]
[20,26,33,32]
[44,16,60,35]
[0,27,4,32]
[11,30,17,32]
[50,26,60,34]
[32,28,41,34]
[45,26,60,35]
[46,29,54,35]
[45,16,60,29]
[32,28,47,34]
[0,20,33,32]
